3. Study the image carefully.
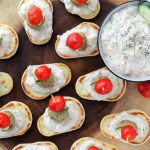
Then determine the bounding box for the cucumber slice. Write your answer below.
[116,127,122,138]
[139,2,150,25]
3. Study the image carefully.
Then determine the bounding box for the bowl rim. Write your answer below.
[98,0,149,82]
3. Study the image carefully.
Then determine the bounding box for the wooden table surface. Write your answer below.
[0,0,150,150]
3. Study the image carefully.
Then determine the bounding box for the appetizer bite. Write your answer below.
[71,137,118,150]
[0,72,13,97]
[55,22,99,59]
[60,0,100,19]
[76,67,126,101]
[100,109,150,145]
[0,101,32,139]
[13,141,58,150]
[18,0,53,45]
[21,63,71,100]
[0,24,19,59]
[37,96,85,137]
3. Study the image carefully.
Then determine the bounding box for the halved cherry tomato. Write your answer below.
[138,81,150,98]
[0,112,10,128]
[49,96,66,112]
[121,125,136,142]
[35,65,51,81]
[73,0,88,6]
[88,146,101,150]
[66,33,84,50]
[27,6,43,26]
[94,78,113,95]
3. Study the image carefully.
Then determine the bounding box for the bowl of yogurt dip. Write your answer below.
[98,0,150,81]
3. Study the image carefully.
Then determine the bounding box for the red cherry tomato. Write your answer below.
[74,0,88,5]
[121,125,136,142]
[49,96,66,112]
[0,112,10,128]
[88,146,101,150]
[66,33,83,50]
[94,78,113,95]
[138,82,150,98]
[27,6,43,26]
[35,65,51,81]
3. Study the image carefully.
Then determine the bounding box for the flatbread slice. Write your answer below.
[60,0,100,19]
[37,96,85,137]
[100,109,150,145]
[0,101,32,139]
[71,137,119,150]
[21,63,71,100]
[55,22,99,59]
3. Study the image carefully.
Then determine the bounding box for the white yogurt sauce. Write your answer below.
[57,24,98,57]
[109,111,149,141]
[101,5,150,80]
[64,0,98,16]
[78,140,105,150]
[82,68,124,101]
[22,145,51,150]
[25,64,66,94]
[0,26,12,57]
[43,101,80,132]
[0,110,26,138]
[18,0,53,41]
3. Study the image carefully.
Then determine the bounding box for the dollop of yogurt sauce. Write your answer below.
[82,69,124,101]
[78,140,105,150]
[25,64,66,94]
[0,26,12,57]
[64,0,98,16]
[57,24,98,57]
[22,145,51,150]
[0,110,26,138]
[100,5,150,80]
[18,0,53,41]
[109,111,149,141]
[43,101,80,132]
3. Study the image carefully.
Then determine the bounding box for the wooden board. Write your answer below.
[0,0,150,150]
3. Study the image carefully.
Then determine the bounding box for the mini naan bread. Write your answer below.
[76,67,126,101]
[0,24,19,59]
[60,0,100,19]
[18,0,53,45]
[37,96,85,137]
[71,137,119,150]
[21,63,71,100]
[100,109,150,145]
[55,22,99,59]
[0,72,13,97]
[0,101,32,139]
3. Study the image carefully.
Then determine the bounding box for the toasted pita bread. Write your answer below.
[0,72,13,97]
[12,141,58,150]
[21,63,71,100]
[18,0,53,45]
[0,101,32,139]
[100,109,150,145]
[0,24,19,59]
[60,0,100,19]
[75,67,126,101]
[37,96,85,137]
[55,22,99,59]
[71,137,119,150]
